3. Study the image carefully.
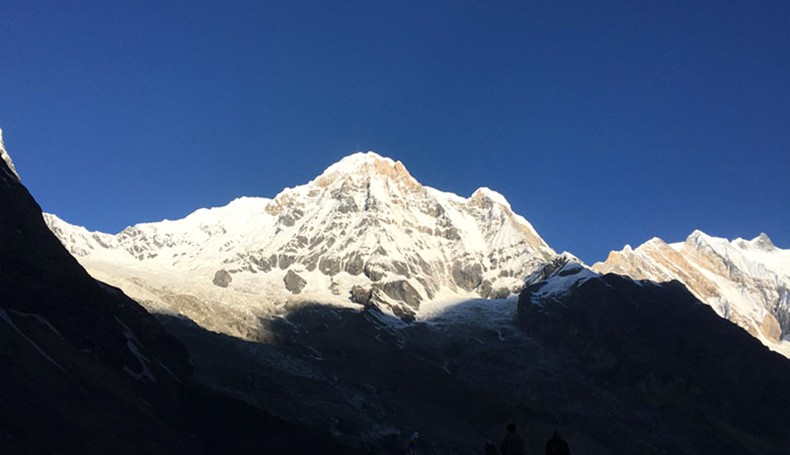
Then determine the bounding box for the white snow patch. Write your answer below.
[0,129,20,180]
[529,260,599,306]
[0,308,66,373]
[8,310,63,338]
[115,317,156,383]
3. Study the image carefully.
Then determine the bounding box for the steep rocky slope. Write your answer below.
[0,129,195,452]
[594,231,790,356]
[0,131,359,454]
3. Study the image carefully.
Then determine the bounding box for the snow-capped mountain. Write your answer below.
[42,149,790,359]
[593,231,790,356]
[0,129,20,180]
[45,152,556,336]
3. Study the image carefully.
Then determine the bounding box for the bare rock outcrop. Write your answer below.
[212,269,233,287]
[284,270,307,294]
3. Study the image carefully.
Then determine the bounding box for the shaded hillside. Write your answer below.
[150,265,790,453]
[0,147,358,453]
[519,272,790,454]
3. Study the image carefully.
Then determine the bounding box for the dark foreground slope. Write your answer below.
[156,265,790,454]
[0,158,356,453]
[519,271,790,454]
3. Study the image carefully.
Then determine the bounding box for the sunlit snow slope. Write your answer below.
[0,129,20,180]
[44,151,790,358]
[46,152,556,338]
[594,231,790,356]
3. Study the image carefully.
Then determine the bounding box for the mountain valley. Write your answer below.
[2,131,790,454]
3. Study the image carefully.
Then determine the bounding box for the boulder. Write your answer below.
[212,269,233,288]
[283,270,307,294]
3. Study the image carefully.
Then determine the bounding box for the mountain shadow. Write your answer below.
[157,278,790,455]
[156,306,561,455]
[519,273,790,454]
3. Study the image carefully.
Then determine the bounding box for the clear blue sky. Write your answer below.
[2,0,788,263]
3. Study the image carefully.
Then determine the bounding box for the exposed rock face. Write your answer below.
[762,313,783,342]
[349,285,373,306]
[318,256,342,276]
[451,262,483,291]
[212,269,232,287]
[45,152,556,326]
[284,270,307,294]
[477,279,517,299]
[593,231,790,356]
[379,280,422,309]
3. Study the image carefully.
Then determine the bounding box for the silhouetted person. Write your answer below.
[406,432,419,455]
[485,440,498,455]
[545,431,570,455]
[500,423,525,455]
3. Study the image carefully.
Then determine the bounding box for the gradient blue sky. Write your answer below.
[2,0,788,263]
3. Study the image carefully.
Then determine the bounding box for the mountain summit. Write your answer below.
[45,151,556,331]
[310,151,417,187]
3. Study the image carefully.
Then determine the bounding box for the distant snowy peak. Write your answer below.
[734,232,777,251]
[46,150,556,323]
[594,231,790,357]
[0,129,20,181]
